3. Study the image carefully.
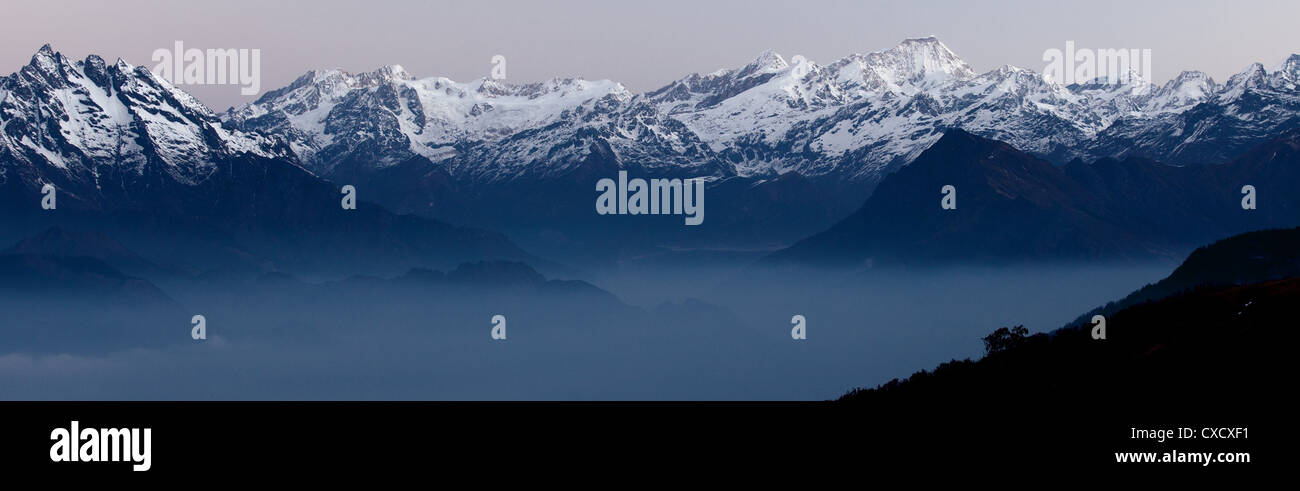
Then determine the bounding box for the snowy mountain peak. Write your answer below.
[1143,70,1215,112]
[0,38,1233,191]
[1278,54,1300,84]
[222,60,634,177]
[81,55,110,89]
[989,64,1040,78]
[31,44,57,69]
[82,54,105,71]
[1170,70,1214,84]
[365,64,413,83]
[894,35,955,54]
[0,45,287,197]
[1231,62,1268,84]
[222,36,1300,186]
[1074,64,1153,88]
[1219,63,1269,101]
[863,36,976,88]
[737,50,789,78]
[475,77,511,96]
[25,45,75,86]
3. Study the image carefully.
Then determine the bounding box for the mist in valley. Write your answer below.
[0,255,1176,400]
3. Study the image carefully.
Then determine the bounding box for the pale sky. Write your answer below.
[3,0,1296,111]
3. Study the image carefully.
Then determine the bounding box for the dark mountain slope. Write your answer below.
[768,129,1300,268]
[838,226,1299,414]
[767,129,1155,267]
[1063,227,1300,330]
[839,277,1291,413]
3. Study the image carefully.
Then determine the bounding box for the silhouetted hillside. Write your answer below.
[840,277,1289,410]
[839,227,1299,409]
[1062,227,1300,331]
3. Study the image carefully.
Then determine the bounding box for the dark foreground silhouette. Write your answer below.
[834,229,1294,470]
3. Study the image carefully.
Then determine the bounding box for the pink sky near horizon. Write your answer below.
[3,0,1296,111]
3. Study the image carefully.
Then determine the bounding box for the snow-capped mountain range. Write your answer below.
[0,45,289,206]
[1,36,1298,268]
[219,36,1299,186]
[5,37,1297,202]
[2,37,1297,257]
[0,45,535,275]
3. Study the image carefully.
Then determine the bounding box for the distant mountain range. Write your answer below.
[0,249,182,353]
[0,226,622,353]
[0,46,536,277]
[216,37,1300,252]
[2,39,1298,268]
[222,36,1300,185]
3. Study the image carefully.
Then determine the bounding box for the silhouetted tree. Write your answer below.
[982,325,1029,355]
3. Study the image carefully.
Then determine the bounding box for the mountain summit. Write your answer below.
[0,45,537,277]
[222,37,1300,189]
[0,46,288,209]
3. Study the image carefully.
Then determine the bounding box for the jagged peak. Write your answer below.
[735,49,789,78]
[862,36,976,85]
[1139,70,1215,111]
[897,35,945,47]
[1154,70,1215,95]
[1072,64,1153,88]
[985,64,1038,78]
[28,44,64,74]
[81,55,109,88]
[360,64,412,84]
[378,64,411,80]
[306,64,407,88]
[20,44,84,89]
[1236,62,1267,77]
[1224,62,1268,89]
[969,64,1064,94]
[475,77,509,93]
[751,49,786,64]
[1276,54,1300,83]
[305,68,350,82]
[113,57,133,72]
[297,68,356,89]
[1170,70,1212,83]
